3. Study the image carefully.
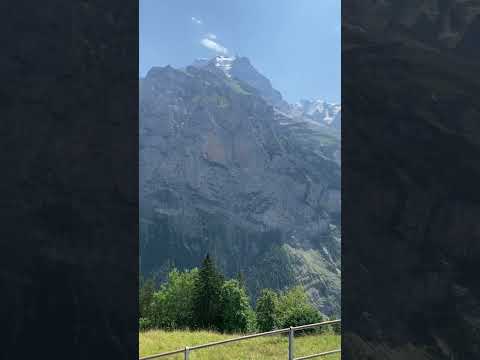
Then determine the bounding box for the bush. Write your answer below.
[139,317,153,331]
[256,289,280,332]
[280,306,322,331]
[150,268,198,329]
[220,279,255,333]
[245,307,258,333]
[277,286,324,334]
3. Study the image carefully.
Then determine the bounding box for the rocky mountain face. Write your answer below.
[193,56,291,112]
[140,58,341,316]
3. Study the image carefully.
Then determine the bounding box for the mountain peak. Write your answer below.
[291,100,341,130]
[189,55,287,108]
[211,55,236,77]
[192,56,257,78]
[188,56,340,125]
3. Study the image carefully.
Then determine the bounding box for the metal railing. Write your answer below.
[139,319,341,360]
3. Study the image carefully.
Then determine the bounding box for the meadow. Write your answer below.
[139,329,340,360]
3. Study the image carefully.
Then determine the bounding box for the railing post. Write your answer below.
[288,326,294,360]
[184,346,190,360]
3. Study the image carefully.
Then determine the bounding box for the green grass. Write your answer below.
[140,329,340,360]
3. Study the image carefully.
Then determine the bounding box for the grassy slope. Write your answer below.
[140,330,340,360]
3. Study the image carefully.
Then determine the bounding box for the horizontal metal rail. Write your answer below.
[291,320,340,331]
[139,319,341,360]
[294,349,341,360]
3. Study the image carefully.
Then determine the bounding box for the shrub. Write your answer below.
[150,268,198,329]
[220,279,255,333]
[139,317,153,331]
[256,289,280,332]
[245,307,258,333]
[277,286,324,334]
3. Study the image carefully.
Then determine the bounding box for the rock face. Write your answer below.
[193,56,291,112]
[140,59,341,316]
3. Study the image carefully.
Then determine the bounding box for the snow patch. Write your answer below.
[213,56,235,77]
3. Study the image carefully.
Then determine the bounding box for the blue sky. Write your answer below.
[140,0,340,103]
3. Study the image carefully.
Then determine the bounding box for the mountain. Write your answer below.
[291,100,341,132]
[139,58,341,316]
[193,56,341,134]
[192,56,291,112]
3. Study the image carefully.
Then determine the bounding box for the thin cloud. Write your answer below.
[206,33,217,40]
[200,38,228,55]
[191,16,203,25]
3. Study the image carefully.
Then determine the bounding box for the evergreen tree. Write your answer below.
[193,254,224,329]
[256,288,280,332]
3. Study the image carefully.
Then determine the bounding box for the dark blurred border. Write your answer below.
[0,1,138,359]
[342,1,480,359]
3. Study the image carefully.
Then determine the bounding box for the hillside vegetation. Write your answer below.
[140,255,335,334]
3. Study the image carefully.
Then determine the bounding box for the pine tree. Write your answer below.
[193,254,224,329]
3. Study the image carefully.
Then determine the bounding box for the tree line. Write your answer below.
[140,254,339,334]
